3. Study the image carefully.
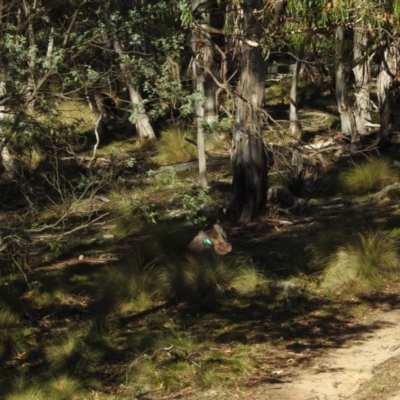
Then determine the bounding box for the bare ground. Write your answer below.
[251,308,400,400]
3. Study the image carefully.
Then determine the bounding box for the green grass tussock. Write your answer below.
[45,333,91,373]
[153,127,197,165]
[94,259,158,316]
[0,303,22,363]
[45,375,83,400]
[339,158,399,195]
[157,254,240,303]
[321,230,400,295]
[5,388,45,400]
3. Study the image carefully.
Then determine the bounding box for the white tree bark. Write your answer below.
[335,26,357,142]
[191,0,215,188]
[289,53,303,139]
[353,26,371,135]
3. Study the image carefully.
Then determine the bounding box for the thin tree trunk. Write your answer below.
[352,26,371,135]
[86,90,110,144]
[229,1,268,223]
[192,59,208,188]
[289,50,303,139]
[335,26,357,143]
[104,2,156,142]
[192,0,215,188]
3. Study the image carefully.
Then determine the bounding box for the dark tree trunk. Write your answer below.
[229,2,268,223]
[380,79,400,146]
[378,40,400,148]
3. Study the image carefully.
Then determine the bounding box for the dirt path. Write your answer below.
[265,308,400,400]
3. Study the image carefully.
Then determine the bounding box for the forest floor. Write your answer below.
[3,81,400,399]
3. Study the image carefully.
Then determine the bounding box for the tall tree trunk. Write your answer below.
[377,44,399,108]
[229,1,268,223]
[289,50,303,140]
[352,26,371,135]
[192,0,215,188]
[104,2,156,142]
[335,26,357,143]
[192,59,208,188]
[379,40,400,147]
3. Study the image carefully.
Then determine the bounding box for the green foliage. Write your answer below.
[321,230,400,295]
[339,158,399,195]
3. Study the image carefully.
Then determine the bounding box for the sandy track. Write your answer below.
[266,309,400,400]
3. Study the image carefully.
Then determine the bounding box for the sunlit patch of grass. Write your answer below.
[94,259,158,316]
[321,230,400,295]
[56,100,93,128]
[153,127,197,165]
[5,387,45,400]
[339,158,399,195]
[230,266,267,295]
[45,375,83,400]
[196,347,251,389]
[157,254,240,303]
[45,333,91,373]
[265,79,291,105]
[205,134,230,154]
[125,331,251,393]
[0,302,22,363]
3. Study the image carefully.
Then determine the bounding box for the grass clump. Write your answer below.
[45,375,83,400]
[339,158,399,195]
[45,333,91,373]
[5,387,45,400]
[153,127,197,165]
[158,254,239,303]
[230,266,267,295]
[94,259,158,316]
[321,230,400,295]
[0,303,22,363]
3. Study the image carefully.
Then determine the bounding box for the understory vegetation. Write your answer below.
[2,86,400,400]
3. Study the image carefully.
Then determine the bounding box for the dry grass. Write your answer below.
[339,158,399,195]
[153,127,197,165]
[321,230,400,295]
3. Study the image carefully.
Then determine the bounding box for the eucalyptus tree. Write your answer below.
[187,0,216,188]
[227,0,269,222]
[285,0,377,142]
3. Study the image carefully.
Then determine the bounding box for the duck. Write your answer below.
[187,223,232,255]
